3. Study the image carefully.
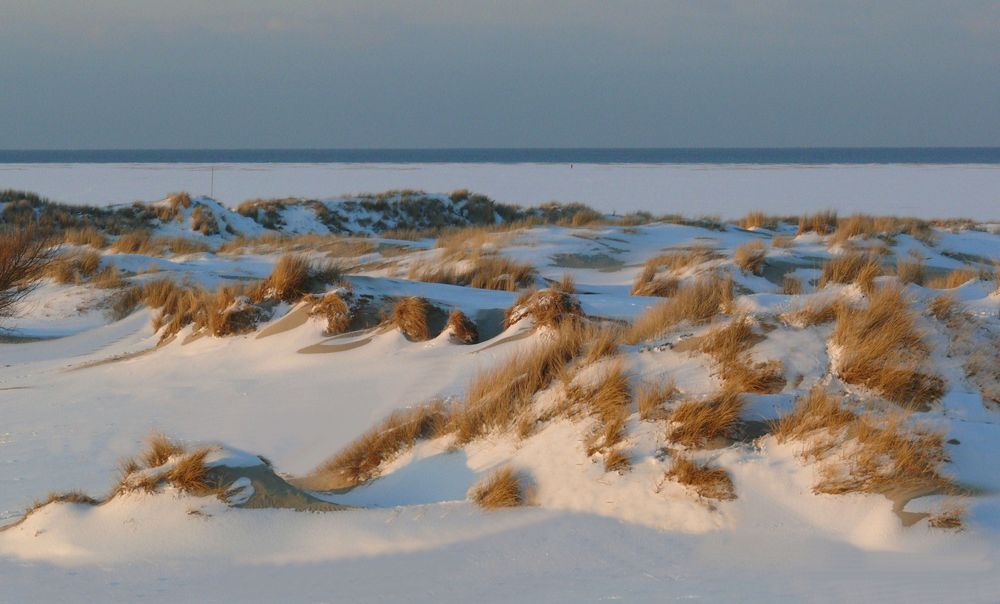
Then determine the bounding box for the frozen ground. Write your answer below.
[2,197,1000,602]
[2,162,999,218]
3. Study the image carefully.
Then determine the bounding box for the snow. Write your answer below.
[2,162,999,218]
[2,203,1000,601]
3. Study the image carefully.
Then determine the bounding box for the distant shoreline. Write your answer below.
[2,148,1000,165]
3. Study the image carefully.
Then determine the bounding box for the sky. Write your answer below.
[1,1,998,149]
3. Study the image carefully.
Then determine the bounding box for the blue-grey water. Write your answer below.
[2,148,999,164]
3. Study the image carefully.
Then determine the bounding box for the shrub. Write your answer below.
[734,240,766,275]
[0,228,52,321]
[469,466,524,508]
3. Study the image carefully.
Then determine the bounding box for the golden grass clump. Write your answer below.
[668,389,744,447]
[928,294,956,321]
[47,250,102,284]
[582,323,623,364]
[24,491,101,518]
[691,317,785,394]
[63,227,107,248]
[781,298,839,327]
[251,254,312,303]
[818,252,881,292]
[734,240,766,275]
[772,387,857,450]
[830,215,933,246]
[637,379,676,420]
[797,210,838,235]
[739,211,778,230]
[895,254,925,285]
[112,230,154,254]
[306,292,352,335]
[408,254,536,291]
[631,247,716,296]
[469,466,524,509]
[832,284,944,406]
[570,359,632,453]
[313,401,449,488]
[446,308,479,344]
[666,455,736,500]
[141,433,186,467]
[555,272,576,293]
[389,296,431,341]
[504,289,582,329]
[603,448,631,473]
[782,274,802,295]
[165,448,215,495]
[625,274,733,344]
[815,413,949,496]
[771,234,794,249]
[452,321,585,443]
[927,268,978,290]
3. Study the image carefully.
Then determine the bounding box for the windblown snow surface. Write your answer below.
[2,195,1000,602]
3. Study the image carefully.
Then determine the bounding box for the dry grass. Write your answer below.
[772,387,857,452]
[504,289,582,329]
[818,252,882,292]
[739,211,778,230]
[251,254,312,303]
[815,413,949,496]
[24,491,101,517]
[927,504,965,530]
[447,308,479,344]
[388,296,431,341]
[734,240,766,275]
[771,234,794,249]
[63,227,107,248]
[603,447,631,473]
[830,215,933,246]
[47,250,102,284]
[631,247,716,296]
[314,401,449,487]
[408,254,536,291]
[832,284,944,406]
[927,268,978,290]
[582,323,623,364]
[928,294,956,321]
[782,274,802,295]
[569,359,633,453]
[141,433,185,467]
[625,275,733,344]
[637,379,676,420]
[305,292,352,335]
[782,298,839,327]
[469,466,524,509]
[692,317,784,394]
[555,272,576,293]
[451,321,585,443]
[797,210,838,235]
[668,390,744,447]
[165,448,215,495]
[91,265,123,289]
[895,254,925,285]
[666,455,736,500]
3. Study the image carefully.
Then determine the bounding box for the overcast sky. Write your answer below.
[2,1,998,148]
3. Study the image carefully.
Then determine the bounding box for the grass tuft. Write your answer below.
[666,455,736,500]
[469,466,524,508]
